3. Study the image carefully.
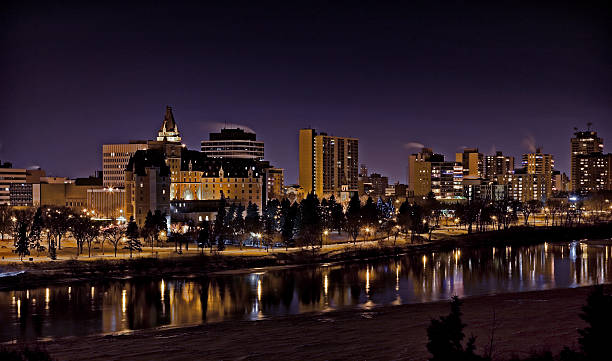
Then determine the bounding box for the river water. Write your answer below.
[1,241,611,342]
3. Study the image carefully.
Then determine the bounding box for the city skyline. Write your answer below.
[2,1,612,183]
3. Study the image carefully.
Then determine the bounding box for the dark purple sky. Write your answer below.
[2,0,611,183]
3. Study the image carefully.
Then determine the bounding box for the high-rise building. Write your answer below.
[299,128,359,197]
[571,129,604,191]
[499,170,547,202]
[408,148,463,199]
[201,128,264,160]
[102,141,148,187]
[484,151,514,179]
[456,148,483,178]
[575,153,612,192]
[522,147,554,197]
[407,147,433,194]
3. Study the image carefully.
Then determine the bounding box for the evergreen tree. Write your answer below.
[213,200,227,251]
[245,202,261,245]
[280,199,296,250]
[13,219,30,261]
[345,193,362,244]
[125,217,142,258]
[427,296,486,361]
[232,204,245,249]
[577,285,612,360]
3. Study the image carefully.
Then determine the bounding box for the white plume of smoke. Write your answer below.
[522,134,537,153]
[403,142,425,150]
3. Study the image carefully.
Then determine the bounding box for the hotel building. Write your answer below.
[201,128,264,160]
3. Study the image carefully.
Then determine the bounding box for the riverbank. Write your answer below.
[1,222,611,291]
[9,285,606,361]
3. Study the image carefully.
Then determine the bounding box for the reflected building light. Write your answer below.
[11,296,15,306]
[544,242,548,253]
[161,279,165,302]
[26,290,29,299]
[422,255,427,269]
[122,289,127,314]
[17,299,21,319]
[257,279,262,302]
[45,288,50,305]
[366,268,370,295]
[324,274,329,297]
[91,286,95,299]
[68,286,71,294]
[395,266,400,292]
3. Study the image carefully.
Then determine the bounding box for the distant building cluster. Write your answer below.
[2,109,611,226]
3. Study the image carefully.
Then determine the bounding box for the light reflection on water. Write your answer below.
[1,241,611,341]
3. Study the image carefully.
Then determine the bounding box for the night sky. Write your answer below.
[2,0,611,184]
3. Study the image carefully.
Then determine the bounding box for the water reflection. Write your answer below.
[2,241,612,341]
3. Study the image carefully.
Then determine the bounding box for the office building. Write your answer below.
[299,128,359,197]
[201,128,264,160]
[0,161,27,205]
[102,141,148,187]
[571,129,604,191]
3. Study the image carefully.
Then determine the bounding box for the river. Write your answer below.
[1,240,610,342]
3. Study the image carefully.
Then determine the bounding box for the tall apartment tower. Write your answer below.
[522,147,554,198]
[201,128,264,160]
[455,148,484,178]
[570,129,604,191]
[484,151,515,179]
[298,128,359,197]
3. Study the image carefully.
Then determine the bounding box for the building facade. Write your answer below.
[575,153,612,192]
[522,148,554,198]
[408,148,463,199]
[299,128,359,197]
[571,129,604,191]
[201,128,264,160]
[456,148,483,178]
[484,151,514,179]
[0,162,26,205]
[102,141,148,187]
[87,188,126,219]
[124,149,171,227]
[170,149,264,211]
